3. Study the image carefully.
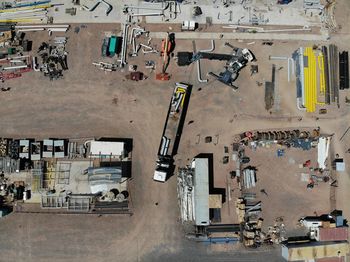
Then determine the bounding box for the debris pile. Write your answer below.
[236,198,264,248]
[36,37,68,80]
[265,218,287,245]
[0,30,34,82]
[234,129,321,151]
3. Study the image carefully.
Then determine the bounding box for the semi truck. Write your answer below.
[153,82,192,182]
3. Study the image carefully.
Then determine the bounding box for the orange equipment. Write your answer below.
[156,33,171,81]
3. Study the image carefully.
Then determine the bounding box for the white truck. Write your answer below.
[153,82,192,182]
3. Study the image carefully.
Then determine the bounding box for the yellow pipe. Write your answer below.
[0,18,42,23]
[304,47,317,113]
[0,4,52,13]
[318,53,326,95]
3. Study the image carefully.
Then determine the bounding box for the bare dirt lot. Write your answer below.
[0,11,349,261]
[243,146,330,232]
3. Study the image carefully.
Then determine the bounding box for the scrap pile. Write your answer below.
[0,28,33,82]
[236,198,264,248]
[0,1,54,24]
[36,37,68,80]
[234,129,321,151]
[236,198,287,247]
[265,218,286,245]
[234,128,332,191]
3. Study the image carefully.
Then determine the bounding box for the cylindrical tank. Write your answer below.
[121,191,129,199]
[110,188,119,197]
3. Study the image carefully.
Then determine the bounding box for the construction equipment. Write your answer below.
[156,33,173,81]
[154,83,192,182]
[177,42,254,89]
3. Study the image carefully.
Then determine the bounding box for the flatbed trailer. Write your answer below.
[153,82,192,182]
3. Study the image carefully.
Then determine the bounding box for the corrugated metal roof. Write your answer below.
[318,227,348,241]
[315,257,345,262]
[89,141,124,156]
[282,241,350,261]
[193,158,209,226]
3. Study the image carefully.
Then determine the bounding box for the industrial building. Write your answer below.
[0,0,349,261]
[0,137,133,214]
[178,154,239,242]
[282,241,349,261]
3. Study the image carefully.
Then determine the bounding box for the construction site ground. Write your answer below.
[243,146,330,233]
[0,13,350,262]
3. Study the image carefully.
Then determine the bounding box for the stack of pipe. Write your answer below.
[0,1,53,23]
[0,55,31,71]
[15,24,70,35]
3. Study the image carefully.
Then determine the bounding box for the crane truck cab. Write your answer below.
[242,48,254,62]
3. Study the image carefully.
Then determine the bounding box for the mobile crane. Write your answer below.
[177,42,254,89]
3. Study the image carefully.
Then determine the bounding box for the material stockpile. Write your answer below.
[36,37,68,80]
[294,44,348,112]
[236,197,265,248]
[0,138,8,157]
[15,25,70,35]
[265,217,286,245]
[339,51,349,90]
[0,1,54,24]
[234,129,320,151]
[242,167,257,189]
[8,140,19,160]
[236,197,286,247]
[0,30,34,82]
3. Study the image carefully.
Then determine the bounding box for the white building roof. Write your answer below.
[89,141,124,157]
[193,157,210,226]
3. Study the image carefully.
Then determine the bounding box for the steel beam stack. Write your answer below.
[339,51,349,90]
[322,46,331,104]
[328,44,339,106]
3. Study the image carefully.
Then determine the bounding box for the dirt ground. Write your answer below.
[0,2,349,260]
[243,146,330,232]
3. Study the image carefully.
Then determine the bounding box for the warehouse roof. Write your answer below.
[193,157,209,226]
[316,227,348,242]
[282,241,349,261]
[89,141,124,157]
